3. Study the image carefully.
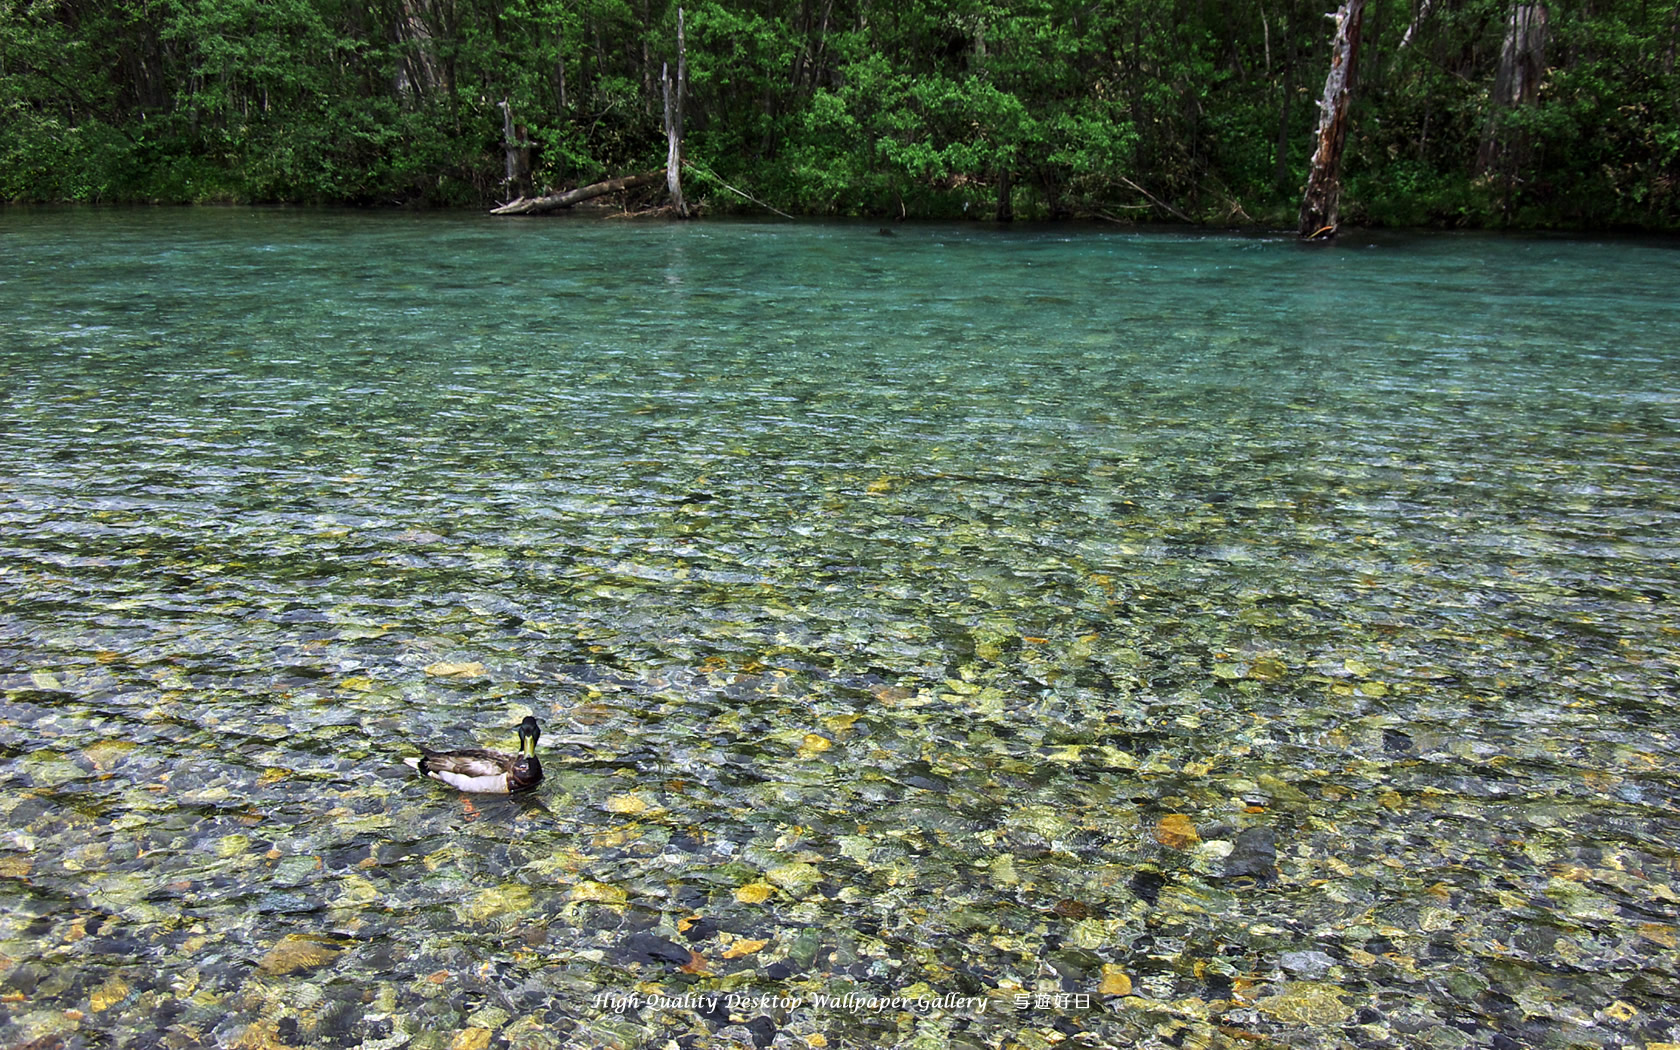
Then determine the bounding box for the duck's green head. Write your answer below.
[517,716,541,757]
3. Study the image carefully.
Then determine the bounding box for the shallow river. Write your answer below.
[1,211,1677,1049]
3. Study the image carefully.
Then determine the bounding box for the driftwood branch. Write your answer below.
[1119,176,1193,223]
[491,171,664,215]
[683,160,795,218]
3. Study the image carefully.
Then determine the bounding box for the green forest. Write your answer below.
[2,0,1676,227]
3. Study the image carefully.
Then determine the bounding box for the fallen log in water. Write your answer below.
[491,170,664,215]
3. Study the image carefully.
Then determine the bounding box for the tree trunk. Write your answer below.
[663,7,690,218]
[1495,4,1547,106]
[1274,19,1294,194]
[1398,0,1435,50]
[555,28,569,111]
[1298,0,1365,239]
[1477,2,1548,218]
[1667,0,1679,75]
[395,0,445,100]
[810,0,835,89]
[639,0,653,103]
[490,171,663,214]
[498,99,532,200]
[794,0,835,90]
[1479,3,1548,170]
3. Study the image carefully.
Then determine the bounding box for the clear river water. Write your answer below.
[1,210,1678,1050]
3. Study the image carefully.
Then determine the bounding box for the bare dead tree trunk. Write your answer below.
[662,64,683,214]
[663,7,690,218]
[498,99,532,200]
[1298,0,1365,239]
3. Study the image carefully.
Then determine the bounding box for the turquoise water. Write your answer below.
[1,210,1678,1049]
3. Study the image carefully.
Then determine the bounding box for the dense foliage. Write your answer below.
[2,0,1676,226]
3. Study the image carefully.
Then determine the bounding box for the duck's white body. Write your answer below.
[402,755,523,793]
[403,717,542,794]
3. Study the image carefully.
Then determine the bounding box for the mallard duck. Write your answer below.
[403,716,542,794]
